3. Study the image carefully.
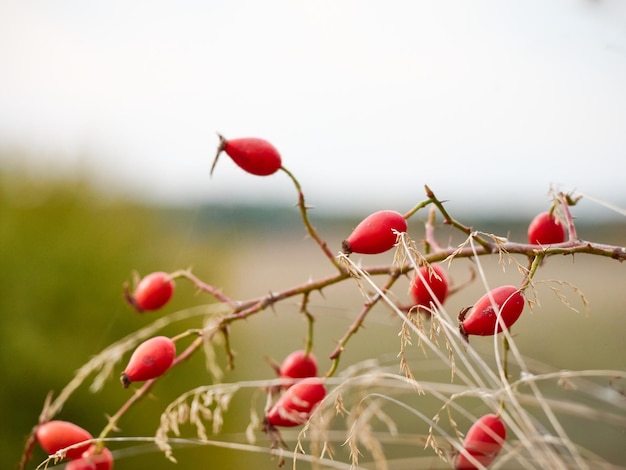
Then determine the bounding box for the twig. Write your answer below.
[280,166,345,273]
[327,270,403,376]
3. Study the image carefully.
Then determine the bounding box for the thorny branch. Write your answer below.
[21,185,626,470]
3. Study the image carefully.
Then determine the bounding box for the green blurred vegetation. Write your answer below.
[0,171,236,468]
[2,168,625,469]
[0,169,363,469]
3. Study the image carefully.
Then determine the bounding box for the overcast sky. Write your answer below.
[1,0,625,218]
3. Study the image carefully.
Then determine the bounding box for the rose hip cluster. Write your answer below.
[203,136,568,467]
[31,134,589,470]
[265,350,326,429]
[340,203,530,343]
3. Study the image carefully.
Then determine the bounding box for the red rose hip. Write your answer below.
[266,378,326,427]
[35,420,93,460]
[278,350,318,384]
[460,286,525,340]
[210,134,282,176]
[410,263,449,313]
[66,446,114,470]
[133,271,175,311]
[527,211,566,245]
[341,210,408,255]
[121,336,176,388]
[455,413,506,469]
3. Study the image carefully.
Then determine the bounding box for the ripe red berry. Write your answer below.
[341,210,408,255]
[459,286,525,339]
[455,413,506,470]
[210,134,282,176]
[133,272,175,312]
[410,263,449,313]
[121,336,176,388]
[278,350,318,384]
[527,211,566,245]
[266,378,326,427]
[35,420,93,460]
[66,446,114,470]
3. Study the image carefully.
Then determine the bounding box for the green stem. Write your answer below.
[326,271,402,377]
[423,206,441,254]
[280,166,344,273]
[522,254,543,291]
[402,196,433,220]
[501,334,510,412]
[221,325,236,370]
[300,291,315,356]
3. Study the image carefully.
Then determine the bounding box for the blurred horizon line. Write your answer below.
[2,160,625,229]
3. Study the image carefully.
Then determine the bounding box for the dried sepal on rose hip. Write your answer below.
[265,377,326,428]
[210,134,282,177]
[66,446,114,470]
[527,210,567,245]
[341,210,408,255]
[126,271,175,312]
[459,285,525,341]
[455,413,506,470]
[410,263,449,314]
[35,420,93,460]
[121,336,176,388]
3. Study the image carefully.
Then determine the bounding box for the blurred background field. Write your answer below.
[1,168,625,469]
[2,2,626,468]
